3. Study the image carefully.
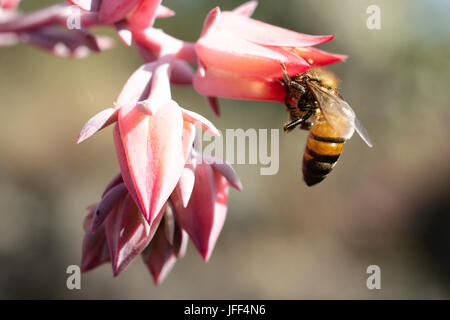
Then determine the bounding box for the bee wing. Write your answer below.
[308,82,372,147]
[354,117,373,147]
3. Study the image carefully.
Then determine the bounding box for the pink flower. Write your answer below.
[105,190,162,277]
[170,149,242,261]
[141,150,242,282]
[81,174,166,278]
[81,176,152,275]
[80,183,186,283]
[141,204,188,285]
[81,204,110,272]
[81,149,241,283]
[0,3,114,57]
[67,0,174,46]
[78,60,220,231]
[68,0,168,25]
[193,3,346,102]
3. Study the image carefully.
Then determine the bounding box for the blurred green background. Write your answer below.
[0,0,449,299]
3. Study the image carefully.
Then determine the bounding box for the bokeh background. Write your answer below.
[1,0,449,299]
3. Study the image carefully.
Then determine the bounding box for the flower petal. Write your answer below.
[217,11,334,47]
[156,5,175,19]
[114,21,132,46]
[116,62,156,105]
[137,62,172,116]
[105,194,163,276]
[102,173,124,198]
[202,154,243,191]
[116,100,185,224]
[113,123,143,216]
[74,27,102,52]
[180,107,220,137]
[92,182,128,232]
[145,62,171,113]
[77,107,118,143]
[170,121,196,208]
[173,165,195,208]
[181,121,195,161]
[232,0,258,17]
[141,221,177,285]
[200,7,220,39]
[81,206,110,272]
[206,96,220,117]
[172,163,228,261]
[293,47,347,66]
[67,0,101,12]
[163,205,175,245]
[196,31,309,78]
[193,68,285,102]
[173,223,188,258]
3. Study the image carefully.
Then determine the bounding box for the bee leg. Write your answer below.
[283,118,303,132]
[280,61,306,94]
[280,61,291,86]
[284,109,314,132]
[291,82,305,94]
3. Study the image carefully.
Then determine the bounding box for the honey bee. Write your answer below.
[280,62,372,186]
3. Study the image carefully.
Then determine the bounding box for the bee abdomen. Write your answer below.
[302,131,345,186]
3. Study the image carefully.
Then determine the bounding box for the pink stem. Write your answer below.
[176,42,197,65]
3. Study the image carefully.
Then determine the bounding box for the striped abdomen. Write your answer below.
[302,118,346,186]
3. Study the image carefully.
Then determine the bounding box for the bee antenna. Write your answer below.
[280,61,290,84]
